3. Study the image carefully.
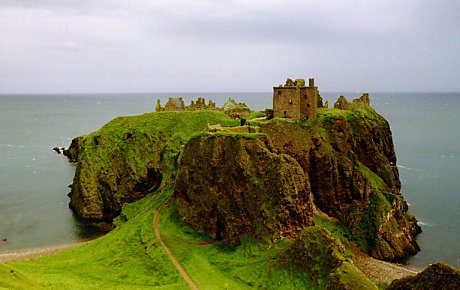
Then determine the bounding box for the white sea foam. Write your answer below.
[0,144,26,148]
[397,164,411,170]
[417,221,434,227]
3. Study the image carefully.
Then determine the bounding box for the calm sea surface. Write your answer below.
[0,92,458,269]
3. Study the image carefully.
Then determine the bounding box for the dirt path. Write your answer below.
[153,198,199,290]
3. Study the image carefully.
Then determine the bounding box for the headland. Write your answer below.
[2,78,459,289]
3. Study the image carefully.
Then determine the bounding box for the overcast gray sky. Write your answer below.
[1,0,459,93]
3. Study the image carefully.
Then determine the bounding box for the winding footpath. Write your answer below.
[153,198,199,290]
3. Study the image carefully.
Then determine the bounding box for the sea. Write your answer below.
[0,92,459,270]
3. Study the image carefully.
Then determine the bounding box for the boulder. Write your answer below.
[389,263,460,290]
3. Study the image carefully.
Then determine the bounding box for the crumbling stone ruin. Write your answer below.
[156,97,217,112]
[273,78,319,120]
[205,123,260,134]
[222,98,251,118]
[333,93,370,111]
[189,97,217,110]
[155,97,250,119]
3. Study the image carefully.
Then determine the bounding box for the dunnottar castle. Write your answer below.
[273,78,319,120]
[273,77,370,121]
[156,77,371,121]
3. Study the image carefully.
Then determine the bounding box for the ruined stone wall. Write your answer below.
[156,97,218,112]
[273,78,318,120]
[299,87,318,120]
[273,87,301,119]
[334,93,371,111]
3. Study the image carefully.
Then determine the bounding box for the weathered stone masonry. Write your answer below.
[273,78,318,120]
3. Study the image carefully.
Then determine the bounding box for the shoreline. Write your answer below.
[349,245,419,284]
[0,240,420,284]
[0,242,88,263]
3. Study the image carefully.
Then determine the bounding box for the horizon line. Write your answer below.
[1,90,460,95]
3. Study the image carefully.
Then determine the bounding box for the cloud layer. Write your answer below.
[1,0,459,92]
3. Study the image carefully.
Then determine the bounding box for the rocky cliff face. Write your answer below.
[66,108,420,261]
[175,108,420,260]
[175,134,314,245]
[258,108,420,260]
[66,130,164,225]
[64,111,239,227]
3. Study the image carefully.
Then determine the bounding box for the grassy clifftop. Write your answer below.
[66,111,239,225]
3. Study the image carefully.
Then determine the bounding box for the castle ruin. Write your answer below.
[273,78,319,120]
[156,97,216,112]
[333,93,370,110]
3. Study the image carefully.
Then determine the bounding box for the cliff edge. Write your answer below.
[174,107,421,261]
[65,107,420,261]
[64,111,239,226]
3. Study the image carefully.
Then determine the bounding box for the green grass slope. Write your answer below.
[1,187,375,289]
[1,190,184,289]
[160,200,376,289]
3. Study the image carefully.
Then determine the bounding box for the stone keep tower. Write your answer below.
[273,78,318,120]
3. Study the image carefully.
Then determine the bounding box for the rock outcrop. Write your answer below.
[174,134,314,245]
[388,263,460,290]
[64,111,239,227]
[67,131,164,224]
[66,107,420,261]
[63,136,84,162]
[258,108,420,261]
[173,106,419,260]
[276,227,377,289]
[260,108,420,260]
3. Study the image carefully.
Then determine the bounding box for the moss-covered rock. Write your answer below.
[66,111,238,225]
[259,107,420,260]
[388,262,460,290]
[63,136,83,162]
[174,133,314,245]
[275,227,377,289]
